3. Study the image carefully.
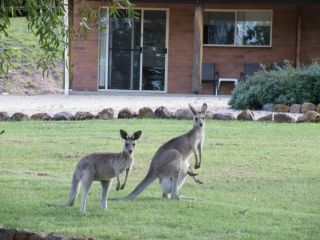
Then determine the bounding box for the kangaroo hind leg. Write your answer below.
[100,180,112,209]
[80,173,93,213]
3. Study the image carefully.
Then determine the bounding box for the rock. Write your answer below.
[316,104,320,113]
[205,111,214,119]
[262,103,273,112]
[154,106,173,119]
[0,227,95,240]
[297,111,319,123]
[15,230,44,240]
[0,112,10,121]
[273,104,289,112]
[0,227,44,240]
[0,228,16,240]
[47,233,94,240]
[174,108,193,120]
[96,108,114,119]
[289,104,301,113]
[53,112,73,121]
[212,113,236,121]
[138,107,154,118]
[31,113,52,121]
[118,108,136,119]
[257,114,273,121]
[301,102,316,113]
[11,112,29,121]
[237,109,255,121]
[274,113,295,123]
[74,111,94,121]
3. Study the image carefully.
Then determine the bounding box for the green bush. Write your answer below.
[229,61,320,109]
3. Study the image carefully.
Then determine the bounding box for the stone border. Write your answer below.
[0,225,94,240]
[0,107,319,123]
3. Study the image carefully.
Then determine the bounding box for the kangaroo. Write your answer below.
[67,129,142,213]
[126,103,207,200]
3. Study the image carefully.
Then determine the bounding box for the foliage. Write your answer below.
[229,61,320,109]
[0,119,320,239]
[0,0,134,75]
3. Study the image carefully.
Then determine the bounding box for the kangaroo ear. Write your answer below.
[120,129,128,140]
[133,131,142,140]
[189,103,197,115]
[201,103,208,113]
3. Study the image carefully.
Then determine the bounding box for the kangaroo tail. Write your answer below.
[125,170,157,200]
[66,172,80,206]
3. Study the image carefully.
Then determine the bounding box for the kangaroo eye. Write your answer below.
[132,143,136,147]
[202,117,205,120]
[195,117,199,121]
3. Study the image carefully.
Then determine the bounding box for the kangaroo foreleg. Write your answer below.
[193,148,200,169]
[120,168,129,190]
[187,167,204,184]
[116,175,121,191]
[187,167,198,176]
[195,143,202,169]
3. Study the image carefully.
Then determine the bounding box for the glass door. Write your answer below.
[142,10,167,91]
[108,10,141,90]
[99,9,168,91]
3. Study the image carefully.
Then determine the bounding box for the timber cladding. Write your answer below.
[70,2,320,94]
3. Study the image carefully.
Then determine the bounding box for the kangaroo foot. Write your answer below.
[187,169,198,177]
[116,185,120,191]
[120,184,125,190]
[193,176,204,184]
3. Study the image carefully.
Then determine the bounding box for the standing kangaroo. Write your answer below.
[67,129,142,213]
[126,103,207,200]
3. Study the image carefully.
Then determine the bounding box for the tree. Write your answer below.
[0,0,134,75]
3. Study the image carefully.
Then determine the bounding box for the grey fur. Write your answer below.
[66,129,142,213]
[126,103,207,200]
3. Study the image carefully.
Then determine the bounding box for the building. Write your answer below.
[68,0,320,95]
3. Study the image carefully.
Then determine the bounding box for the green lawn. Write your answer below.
[0,119,319,239]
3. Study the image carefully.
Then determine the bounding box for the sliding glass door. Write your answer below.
[99,9,168,91]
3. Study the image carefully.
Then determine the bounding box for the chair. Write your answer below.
[240,63,263,82]
[202,63,219,95]
[270,62,285,70]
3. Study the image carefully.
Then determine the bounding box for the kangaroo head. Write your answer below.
[189,103,208,128]
[120,129,142,155]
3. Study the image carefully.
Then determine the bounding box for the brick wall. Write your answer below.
[71,1,100,91]
[71,2,320,94]
[300,5,320,65]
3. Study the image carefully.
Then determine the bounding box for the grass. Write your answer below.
[0,17,62,94]
[0,119,319,239]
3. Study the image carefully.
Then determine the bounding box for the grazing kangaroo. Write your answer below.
[67,129,142,213]
[126,103,207,200]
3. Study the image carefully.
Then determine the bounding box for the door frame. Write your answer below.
[98,7,169,93]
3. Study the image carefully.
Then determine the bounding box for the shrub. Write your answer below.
[229,61,320,109]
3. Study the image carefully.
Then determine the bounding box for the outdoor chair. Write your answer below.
[202,62,219,95]
[270,62,285,70]
[239,63,263,82]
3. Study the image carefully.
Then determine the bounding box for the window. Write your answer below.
[204,10,272,47]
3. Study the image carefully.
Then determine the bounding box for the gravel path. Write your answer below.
[0,92,233,115]
[0,92,301,119]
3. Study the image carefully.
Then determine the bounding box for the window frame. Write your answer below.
[203,9,273,48]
